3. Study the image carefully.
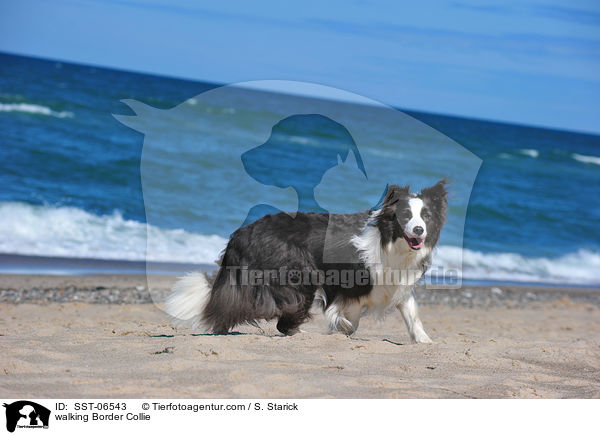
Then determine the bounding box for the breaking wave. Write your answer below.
[0,102,74,118]
[1,202,598,285]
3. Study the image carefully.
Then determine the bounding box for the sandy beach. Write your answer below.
[1,274,599,398]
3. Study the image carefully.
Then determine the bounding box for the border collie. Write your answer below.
[165,180,448,343]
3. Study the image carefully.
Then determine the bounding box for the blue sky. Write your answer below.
[1,0,599,133]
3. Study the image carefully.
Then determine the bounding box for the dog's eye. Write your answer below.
[398,210,411,219]
[422,212,432,220]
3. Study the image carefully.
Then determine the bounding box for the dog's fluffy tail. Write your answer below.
[164,272,211,330]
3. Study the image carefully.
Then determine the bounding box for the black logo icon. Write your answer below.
[3,401,50,433]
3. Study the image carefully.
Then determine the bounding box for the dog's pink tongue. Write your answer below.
[410,238,424,249]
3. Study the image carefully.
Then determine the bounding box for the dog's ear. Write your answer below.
[382,184,410,208]
[376,184,409,222]
[421,179,449,218]
[421,179,449,202]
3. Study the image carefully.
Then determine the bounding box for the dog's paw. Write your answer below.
[333,317,356,336]
[412,331,433,344]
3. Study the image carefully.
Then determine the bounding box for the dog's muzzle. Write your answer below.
[403,233,424,250]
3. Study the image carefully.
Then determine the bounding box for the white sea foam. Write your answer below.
[287,135,314,145]
[0,102,74,118]
[271,133,317,145]
[572,153,600,166]
[519,148,539,158]
[0,202,226,264]
[433,245,600,285]
[0,202,598,285]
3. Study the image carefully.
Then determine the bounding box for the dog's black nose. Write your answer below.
[413,226,424,236]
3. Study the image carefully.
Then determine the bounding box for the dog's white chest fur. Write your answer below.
[321,223,431,334]
[353,224,430,310]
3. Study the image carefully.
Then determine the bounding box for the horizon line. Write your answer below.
[1,49,598,138]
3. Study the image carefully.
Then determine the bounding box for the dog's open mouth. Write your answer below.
[403,234,424,250]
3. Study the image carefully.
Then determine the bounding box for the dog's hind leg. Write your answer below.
[276,288,315,335]
[396,291,432,344]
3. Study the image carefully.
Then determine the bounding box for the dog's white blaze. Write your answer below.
[406,197,426,238]
[164,272,211,330]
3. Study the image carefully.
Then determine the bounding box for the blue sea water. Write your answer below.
[1,52,599,285]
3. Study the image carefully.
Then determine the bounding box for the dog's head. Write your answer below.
[374,179,449,251]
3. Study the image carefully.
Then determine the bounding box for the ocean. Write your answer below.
[1,52,599,285]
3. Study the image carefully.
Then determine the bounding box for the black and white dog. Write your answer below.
[166,180,448,343]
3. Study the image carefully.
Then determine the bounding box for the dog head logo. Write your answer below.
[239,113,368,225]
[3,401,50,432]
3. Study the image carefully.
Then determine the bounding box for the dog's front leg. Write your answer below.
[396,291,432,344]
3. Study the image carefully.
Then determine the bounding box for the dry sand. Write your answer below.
[1,275,599,398]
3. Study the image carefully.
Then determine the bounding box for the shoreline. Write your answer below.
[0,253,215,276]
[1,253,599,290]
[1,273,599,307]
